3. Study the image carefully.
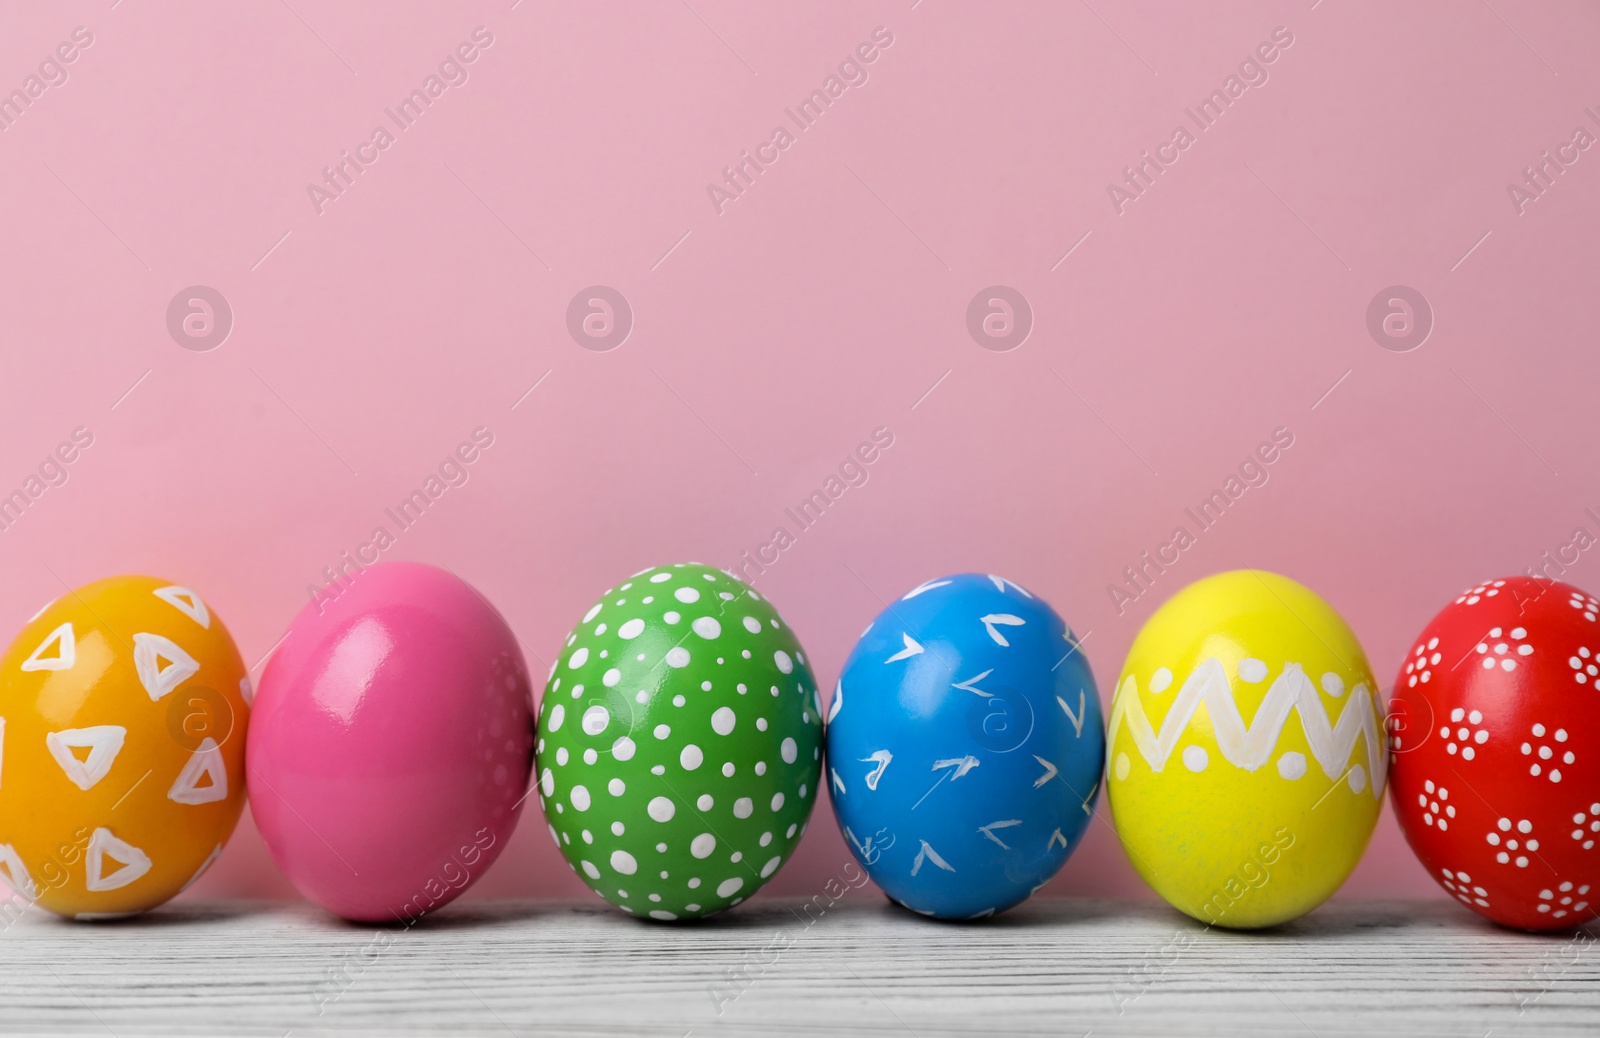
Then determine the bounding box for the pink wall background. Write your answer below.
[1,0,1597,908]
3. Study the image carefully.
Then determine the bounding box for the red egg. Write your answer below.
[1390,577,1600,930]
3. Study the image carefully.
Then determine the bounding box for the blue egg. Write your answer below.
[825,573,1104,919]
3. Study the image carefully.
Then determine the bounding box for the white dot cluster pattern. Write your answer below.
[1405,637,1440,688]
[1440,707,1489,761]
[1455,580,1507,606]
[1569,646,1597,684]
[535,563,823,921]
[1440,867,1490,908]
[1570,803,1600,850]
[1417,779,1455,831]
[1417,587,1600,929]
[1519,722,1573,782]
[1486,817,1538,867]
[1535,881,1592,919]
[1475,626,1532,673]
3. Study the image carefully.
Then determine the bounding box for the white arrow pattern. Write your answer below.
[952,669,994,698]
[835,574,1104,902]
[978,819,1022,849]
[885,633,924,663]
[911,839,955,876]
[979,614,1025,647]
[901,579,952,600]
[987,575,1034,598]
[843,825,895,865]
[931,755,980,780]
[1032,755,1058,788]
[860,750,892,791]
[1057,689,1087,738]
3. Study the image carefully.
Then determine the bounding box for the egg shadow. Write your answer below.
[854,892,1132,928]
[40,901,277,928]
[1176,897,1591,940]
[311,898,557,932]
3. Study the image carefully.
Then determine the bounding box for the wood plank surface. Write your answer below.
[0,898,1594,1036]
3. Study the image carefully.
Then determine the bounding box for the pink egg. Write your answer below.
[247,562,534,921]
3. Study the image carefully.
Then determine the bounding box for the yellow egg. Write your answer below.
[1107,570,1385,928]
[0,576,250,919]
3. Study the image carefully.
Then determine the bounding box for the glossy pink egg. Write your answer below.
[247,562,534,922]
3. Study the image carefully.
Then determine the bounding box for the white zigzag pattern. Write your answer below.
[1109,658,1386,797]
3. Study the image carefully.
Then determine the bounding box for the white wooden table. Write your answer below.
[0,897,1593,1036]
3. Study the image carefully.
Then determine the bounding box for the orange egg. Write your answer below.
[0,576,250,919]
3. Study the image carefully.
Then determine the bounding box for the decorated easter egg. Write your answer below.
[0,576,250,919]
[537,563,822,921]
[1107,570,1385,929]
[826,573,1104,920]
[248,562,533,922]
[1390,576,1600,930]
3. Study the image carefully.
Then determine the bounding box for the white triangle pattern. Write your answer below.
[239,676,254,707]
[167,738,227,805]
[21,623,75,672]
[85,828,152,892]
[152,586,210,629]
[132,632,199,701]
[45,726,127,791]
[0,843,37,900]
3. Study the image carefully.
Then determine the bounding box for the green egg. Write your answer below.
[536,563,823,920]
